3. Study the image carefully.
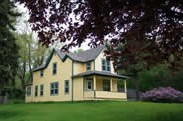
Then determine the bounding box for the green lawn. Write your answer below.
[0,101,183,121]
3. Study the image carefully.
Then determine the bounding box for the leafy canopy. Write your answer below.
[16,0,183,69]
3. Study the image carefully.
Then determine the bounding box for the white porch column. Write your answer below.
[110,78,113,91]
[93,76,96,99]
[124,80,127,93]
[93,76,96,91]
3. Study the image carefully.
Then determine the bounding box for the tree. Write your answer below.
[74,49,84,53]
[14,33,34,89]
[0,0,19,101]
[15,33,49,89]
[16,0,183,70]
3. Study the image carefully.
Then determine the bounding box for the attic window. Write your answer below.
[86,62,91,71]
[102,59,111,72]
[40,70,44,77]
[53,62,57,75]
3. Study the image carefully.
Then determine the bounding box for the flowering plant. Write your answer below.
[141,87,183,103]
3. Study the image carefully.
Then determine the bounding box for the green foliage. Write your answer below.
[138,64,171,91]
[14,32,49,89]
[138,64,183,91]
[0,101,183,121]
[74,49,84,54]
[0,0,19,90]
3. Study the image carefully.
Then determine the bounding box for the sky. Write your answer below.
[15,3,90,52]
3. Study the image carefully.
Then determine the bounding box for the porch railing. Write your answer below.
[84,90,126,99]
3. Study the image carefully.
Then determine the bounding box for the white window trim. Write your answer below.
[101,59,111,72]
[86,79,93,91]
[40,85,44,96]
[64,80,69,94]
[86,62,91,71]
[50,82,59,96]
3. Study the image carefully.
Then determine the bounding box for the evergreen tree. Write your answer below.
[0,0,19,95]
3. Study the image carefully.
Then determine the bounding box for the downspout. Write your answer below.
[94,60,95,71]
[71,61,74,102]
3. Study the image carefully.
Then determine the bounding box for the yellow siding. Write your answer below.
[95,51,116,73]
[26,52,72,102]
[73,77,84,101]
[26,49,127,102]
[73,62,86,75]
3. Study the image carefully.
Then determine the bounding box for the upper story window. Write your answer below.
[50,82,59,95]
[52,62,57,75]
[40,70,44,77]
[86,62,91,71]
[26,86,31,96]
[102,59,111,72]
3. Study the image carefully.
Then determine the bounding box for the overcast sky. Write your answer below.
[15,3,90,52]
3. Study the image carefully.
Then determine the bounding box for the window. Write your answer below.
[26,86,31,96]
[35,85,38,97]
[86,79,93,91]
[86,62,91,71]
[40,70,44,77]
[64,80,69,94]
[102,59,111,72]
[50,82,59,95]
[103,80,110,91]
[40,85,44,96]
[52,62,57,75]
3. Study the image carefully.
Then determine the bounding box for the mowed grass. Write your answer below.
[0,101,183,121]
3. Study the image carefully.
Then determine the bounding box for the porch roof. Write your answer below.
[73,71,128,79]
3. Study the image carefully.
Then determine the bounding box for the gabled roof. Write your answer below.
[33,46,105,72]
[73,71,128,79]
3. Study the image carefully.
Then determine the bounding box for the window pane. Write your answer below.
[35,86,38,96]
[53,63,57,74]
[51,83,54,89]
[40,85,44,96]
[86,62,91,70]
[27,87,31,96]
[55,89,58,94]
[50,82,59,95]
[102,66,106,71]
[55,83,58,88]
[65,80,69,94]
[51,89,54,95]
[40,70,44,77]
[86,80,92,90]
[65,88,69,93]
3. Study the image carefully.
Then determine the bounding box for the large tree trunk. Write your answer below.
[28,43,33,82]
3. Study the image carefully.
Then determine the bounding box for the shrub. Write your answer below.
[141,87,183,103]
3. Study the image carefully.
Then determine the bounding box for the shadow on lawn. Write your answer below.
[155,110,183,121]
[0,111,20,119]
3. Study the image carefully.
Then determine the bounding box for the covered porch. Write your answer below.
[74,71,128,100]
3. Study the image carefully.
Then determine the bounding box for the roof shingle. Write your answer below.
[33,46,105,71]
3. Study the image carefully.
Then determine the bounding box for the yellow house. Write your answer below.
[25,46,128,102]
